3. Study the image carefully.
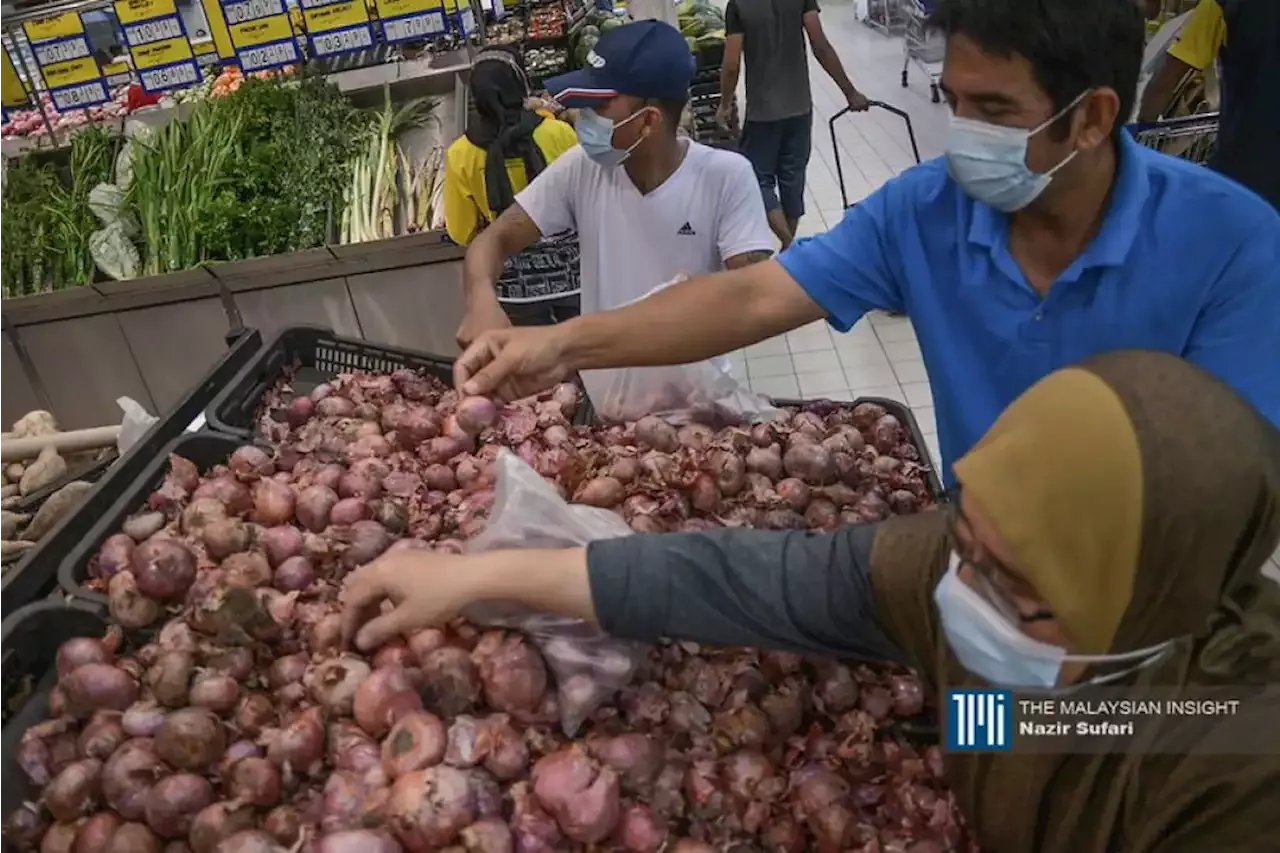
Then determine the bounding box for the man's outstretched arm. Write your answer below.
[562,259,824,370]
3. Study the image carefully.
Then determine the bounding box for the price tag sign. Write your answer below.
[443,0,476,37]
[373,0,447,44]
[102,60,134,88]
[218,0,300,71]
[115,0,204,93]
[191,40,221,69]
[301,0,376,57]
[22,13,109,112]
[198,0,238,59]
[2,44,30,119]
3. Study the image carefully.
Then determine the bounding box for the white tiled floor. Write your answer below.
[719,3,947,465]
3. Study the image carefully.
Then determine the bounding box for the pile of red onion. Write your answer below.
[5,369,967,853]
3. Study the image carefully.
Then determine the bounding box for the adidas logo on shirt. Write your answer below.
[677,222,696,236]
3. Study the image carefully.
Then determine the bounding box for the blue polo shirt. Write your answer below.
[779,132,1280,482]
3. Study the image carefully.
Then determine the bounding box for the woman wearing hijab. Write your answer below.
[444,50,580,325]
[341,350,1280,852]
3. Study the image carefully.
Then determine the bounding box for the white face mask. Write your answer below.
[933,552,1171,689]
[944,91,1089,213]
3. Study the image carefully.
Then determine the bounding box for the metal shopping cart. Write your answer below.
[1126,112,1219,164]
[863,0,907,36]
[901,0,944,103]
[829,102,923,210]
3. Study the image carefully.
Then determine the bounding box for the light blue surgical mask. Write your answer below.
[576,107,648,168]
[934,552,1170,689]
[944,91,1089,213]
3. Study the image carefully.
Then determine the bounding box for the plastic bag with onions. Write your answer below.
[465,450,646,737]
[579,277,782,426]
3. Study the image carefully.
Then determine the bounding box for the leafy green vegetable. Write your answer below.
[192,77,370,262]
[128,97,245,275]
[2,126,114,297]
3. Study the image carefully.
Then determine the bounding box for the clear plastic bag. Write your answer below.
[465,450,646,736]
[580,277,782,426]
[116,397,158,454]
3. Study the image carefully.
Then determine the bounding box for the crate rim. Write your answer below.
[204,325,459,443]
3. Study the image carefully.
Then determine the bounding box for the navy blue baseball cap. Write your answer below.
[545,20,695,109]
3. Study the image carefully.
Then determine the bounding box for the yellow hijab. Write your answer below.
[869,350,1280,853]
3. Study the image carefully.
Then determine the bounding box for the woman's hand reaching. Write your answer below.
[340,547,597,652]
[341,550,474,651]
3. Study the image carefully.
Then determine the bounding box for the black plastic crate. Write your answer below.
[206,326,458,442]
[772,396,945,503]
[497,234,581,303]
[1,329,263,617]
[1,601,112,849]
[57,433,243,610]
[206,325,594,441]
[695,42,725,69]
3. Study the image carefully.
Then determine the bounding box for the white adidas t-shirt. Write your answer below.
[515,141,774,314]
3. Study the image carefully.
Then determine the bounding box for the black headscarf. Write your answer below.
[465,50,548,218]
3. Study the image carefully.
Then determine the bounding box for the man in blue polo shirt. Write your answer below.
[451,0,1280,482]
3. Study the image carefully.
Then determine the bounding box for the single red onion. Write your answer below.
[381,711,447,778]
[154,708,225,771]
[61,664,138,718]
[354,666,424,737]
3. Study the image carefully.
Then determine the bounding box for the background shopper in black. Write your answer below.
[719,0,870,247]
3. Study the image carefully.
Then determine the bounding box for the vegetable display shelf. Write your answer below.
[57,433,243,610]
[0,329,265,618]
[205,325,599,444]
[0,601,111,843]
[770,396,945,504]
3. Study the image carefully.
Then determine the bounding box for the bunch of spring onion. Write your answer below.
[127,100,245,276]
[341,86,437,244]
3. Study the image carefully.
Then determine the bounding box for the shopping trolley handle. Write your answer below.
[827,100,923,209]
[1125,111,1220,134]
[830,100,909,122]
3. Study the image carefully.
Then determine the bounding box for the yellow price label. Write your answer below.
[22,13,84,43]
[23,13,106,95]
[115,0,179,25]
[374,0,443,17]
[2,46,29,109]
[193,40,219,55]
[42,57,102,88]
[102,60,132,76]
[442,0,457,11]
[229,15,295,48]
[303,0,371,33]
[200,0,238,59]
[132,37,195,70]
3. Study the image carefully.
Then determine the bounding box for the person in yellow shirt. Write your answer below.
[1138,0,1279,209]
[444,50,582,327]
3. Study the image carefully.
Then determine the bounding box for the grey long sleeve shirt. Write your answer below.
[585,524,908,665]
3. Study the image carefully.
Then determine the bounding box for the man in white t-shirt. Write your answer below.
[456,20,775,346]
